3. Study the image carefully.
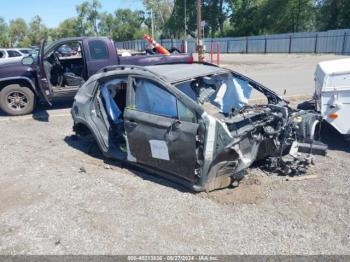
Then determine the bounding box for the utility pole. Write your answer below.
[197,0,204,61]
[184,0,188,53]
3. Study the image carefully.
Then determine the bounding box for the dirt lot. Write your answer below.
[221,53,347,99]
[0,54,350,254]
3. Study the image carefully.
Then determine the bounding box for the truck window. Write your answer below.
[88,40,109,60]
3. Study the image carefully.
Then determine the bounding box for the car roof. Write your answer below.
[90,63,231,86]
[144,63,230,83]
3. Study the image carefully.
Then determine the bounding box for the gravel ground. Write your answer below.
[0,54,350,254]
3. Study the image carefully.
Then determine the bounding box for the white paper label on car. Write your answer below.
[149,140,169,161]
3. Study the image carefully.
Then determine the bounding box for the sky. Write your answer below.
[0,0,144,28]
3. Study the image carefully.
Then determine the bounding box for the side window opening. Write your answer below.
[177,100,196,123]
[176,81,198,101]
[99,78,128,125]
[7,50,21,57]
[88,40,109,60]
[133,78,177,118]
[19,49,31,54]
[95,77,128,155]
[44,42,85,88]
[175,74,260,116]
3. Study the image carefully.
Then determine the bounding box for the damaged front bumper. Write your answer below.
[196,105,327,192]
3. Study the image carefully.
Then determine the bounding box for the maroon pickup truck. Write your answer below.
[0,37,193,115]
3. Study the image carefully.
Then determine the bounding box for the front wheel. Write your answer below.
[0,84,35,116]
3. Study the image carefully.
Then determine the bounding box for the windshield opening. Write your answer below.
[175,73,253,116]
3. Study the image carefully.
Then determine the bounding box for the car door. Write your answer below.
[37,40,54,104]
[123,76,200,183]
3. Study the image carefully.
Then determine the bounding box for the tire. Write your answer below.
[0,84,35,116]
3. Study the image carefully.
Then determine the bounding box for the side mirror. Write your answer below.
[22,56,34,65]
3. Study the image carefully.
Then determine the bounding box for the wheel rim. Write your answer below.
[6,91,28,111]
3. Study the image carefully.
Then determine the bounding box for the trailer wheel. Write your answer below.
[0,84,35,116]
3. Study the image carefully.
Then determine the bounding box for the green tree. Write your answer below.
[203,0,230,37]
[260,0,316,34]
[316,0,350,30]
[28,16,48,46]
[18,36,32,48]
[228,0,316,36]
[228,0,263,36]
[76,0,102,36]
[8,18,28,47]
[165,0,197,38]
[338,0,350,28]
[76,1,91,35]
[143,0,174,38]
[0,17,10,47]
[112,9,146,41]
[56,18,81,38]
[89,0,102,35]
[98,12,115,36]
[166,0,229,38]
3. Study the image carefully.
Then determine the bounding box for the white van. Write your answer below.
[314,58,350,140]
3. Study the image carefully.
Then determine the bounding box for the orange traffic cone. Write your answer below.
[143,34,170,55]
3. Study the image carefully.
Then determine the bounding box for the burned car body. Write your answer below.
[71,63,323,192]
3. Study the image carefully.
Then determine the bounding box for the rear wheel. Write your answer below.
[0,84,35,116]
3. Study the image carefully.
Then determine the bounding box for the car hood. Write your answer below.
[0,61,35,80]
[0,59,35,78]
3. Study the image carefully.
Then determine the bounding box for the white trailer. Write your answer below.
[314,58,350,140]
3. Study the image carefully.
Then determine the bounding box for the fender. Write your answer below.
[0,76,38,96]
[72,117,108,154]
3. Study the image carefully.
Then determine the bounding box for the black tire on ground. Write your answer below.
[0,84,35,116]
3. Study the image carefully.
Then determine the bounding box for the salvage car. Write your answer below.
[71,63,324,192]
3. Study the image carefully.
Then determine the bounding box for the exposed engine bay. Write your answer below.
[175,72,326,191]
[221,104,322,170]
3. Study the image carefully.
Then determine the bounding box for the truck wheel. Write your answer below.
[0,84,35,116]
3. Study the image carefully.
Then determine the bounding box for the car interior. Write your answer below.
[98,77,128,152]
[44,42,86,90]
[175,74,265,117]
